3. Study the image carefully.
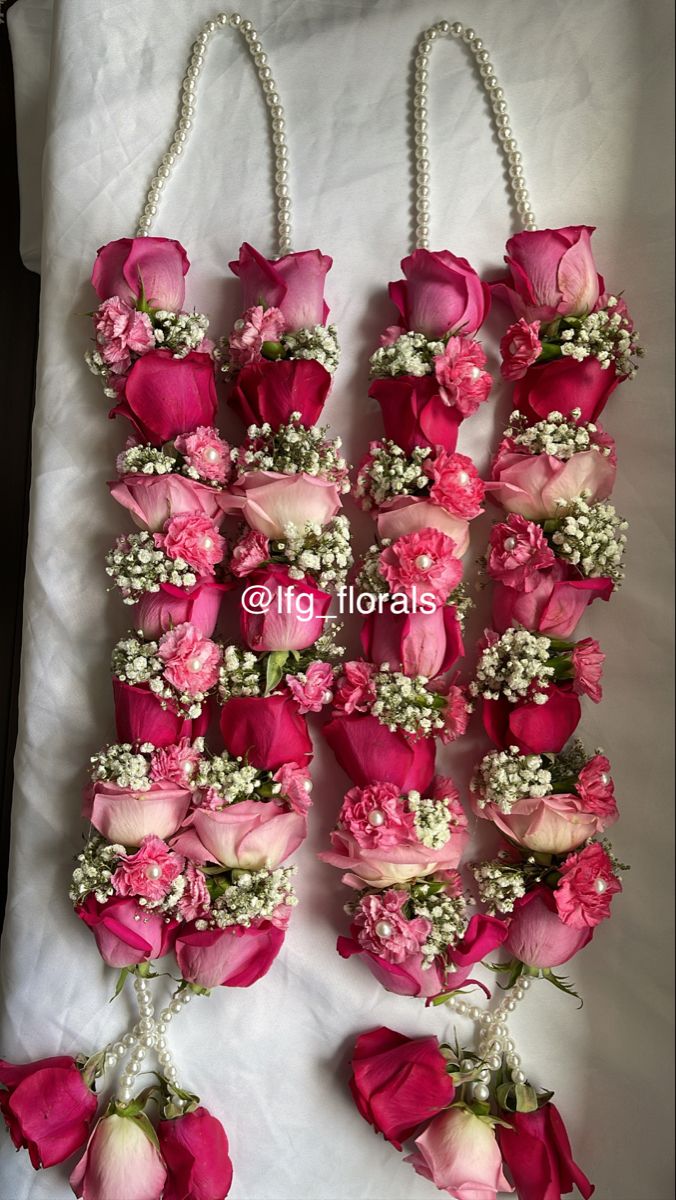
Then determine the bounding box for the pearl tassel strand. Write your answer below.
[97,977,194,1105]
[412,20,537,248]
[135,13,293,256]
[446,976,534,1103]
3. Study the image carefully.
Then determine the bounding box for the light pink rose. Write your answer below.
[432,335,492,414]
[159,512,225,575]
[228,304,286,366]
[362,604,464,678]
[492,226,603,323]
[222,470,341,538]
[174,800,307,870]
[489,444,616,520]
[174,426,233,484]
[500,317,542,380]
[240,564,331,652]
[487,514,556,591]
[425,450,485,519]
[334,661,377,715]
[379,529,462,605]
[354,891,430,964]
[571,637,605,702]
[505,887,593,968]
[94,297,155,373]
[576,754,616,818]
[555,842,622,929]
[109,472,227,532]
[376,497,470,554]
[406,1107,513,1199]
[91,236,189,310]
[111,835,183,902]
[286,661,334,713]
[158,623,222,696]
[70,1113,167,1200]
[229,243,332,330]
[150,739,202,788]
[476,791,612,854]
[230,530,271,577]
[389,249,490,337]
[84,782,191,845]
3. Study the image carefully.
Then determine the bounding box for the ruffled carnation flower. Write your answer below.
[94,296,155,372]
[487,514,556,591]
[111,835,184,902]
[576,754,616,817]
[354,890,430,963]
[273,762,313,814]
[440,684,470,744]
[150,739,202,787]
[230,530,271,577]
[159,512,225,576]
[334,661,378,714]
[176,861,211,921]
[228,304,286,366]
[425,451,485,519]
[432,335,492,414]
[500,317,542,380]
[571,637,605,702]
[158,623,222,695]
[286,662,334,714]
[174,426,233,484]
[555,841,622,928]
[379,529,462,604]
[340,782,416,849]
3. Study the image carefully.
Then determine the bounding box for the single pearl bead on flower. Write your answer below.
[457,471,470,485]
[203,536,213,550]
[368,810,386,827]
[205,447,220,463]
[504,537,517,551]
[146,863,162,880]
[190,657,203,672]
[375,920,393,938]
[416,553,432,570]
[594,877,607,894]
[600,773,610,785]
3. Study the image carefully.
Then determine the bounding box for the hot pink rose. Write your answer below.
[324,713,436,791]
[492,226,603,323]
[406,1107,513,1199]
[112,678,210,748]
[158,623,222,695]
[112,350,217,446]
[555,841,622,928]
[0,1057,97,1169]
[500,317,542,380]
[222,470,341,538]
[489,445,616,520]
[376,497,470,554]
[133,580,227,641]
[350,1027,454,1150]
[334,661,377,715]
[425,450,485,518]
[229,243,332,330]
[483,686,582,754]
[505,887,593,968]
[111,835,183,901]
[229,358,331,429]
[492,562,613,639]
[175,920,286,988]
[230,530,271,576]
[228,304,286,366]
[476,791,614,855]
[174,800,307,870]
[285,661,334,713]
[498,1102,594,1200]
[94,297,155,372]
[361,604,463,678]
[70,1112,167,1200]
[379,529,462,605]
[240,564,331,652]
[487,515,556,591]
[512,355,621,424]
[76,894,178,968]
[219,692,312,771]
[174,426,233,484]
[389,249,490,337]
[159,512,225,575]
[433,335,492,413]
[370,375,463,454]
[84,782,191,845]
[91,236,189,309]
[576,754,616,817]
[109,473,227,533]
[571,637,605,702]
[158,1108,233,1200]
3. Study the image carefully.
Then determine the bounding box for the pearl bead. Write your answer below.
[450,22,463,37]
[375,921,393,938]
[118,1087,132,1104]
[506,1052,520,1068]
[504,537,517,551]
[600,773,610,785]
[473,1082,490,1102]
[415,554,432,569]
[594,877,607,893]
[368,809,386,827]
[146,863,162,880]
[460,1058,474,1071]
[457,471,469,485]
[486,1055,502,1071]
[512,1069,527,1084]
[190,658,203,672]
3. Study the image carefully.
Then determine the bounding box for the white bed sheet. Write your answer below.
[3,1,674,1198]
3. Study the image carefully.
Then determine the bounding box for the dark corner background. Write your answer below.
[0,0,40,930]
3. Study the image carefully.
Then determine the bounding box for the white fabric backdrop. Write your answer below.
[3,2,674,1198]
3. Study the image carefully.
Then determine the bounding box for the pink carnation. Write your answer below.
[354,890,430,963]
[339,782,416,849]
[273,762,313,815]
[555,842,622,929]
[440,685,470,744]
[576,754,616,818]
[228,305,286,367]
[150,739,202,788]
[432,336,492,415]
[158,623,222,695]
[230,530,271,577]
[160,513,225,576]
[500,318,542,380]
[334,661,378,715]
[571,638,605,703]
[286,662,334,714]
[111,835,184,902]
[175,861,211,921]
[94,296,155,373]
[487,514,556,591]
[174,426,232,484]
[379,529,462,605]
[425,451,485,519]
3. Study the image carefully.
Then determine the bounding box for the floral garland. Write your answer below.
[321,226,638,1198]
[0,236,346,1197]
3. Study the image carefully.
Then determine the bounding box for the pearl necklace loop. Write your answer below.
[136,13,293,256]
[413,20,537,248]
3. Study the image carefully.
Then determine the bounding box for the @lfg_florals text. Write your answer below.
[241,583,439,620]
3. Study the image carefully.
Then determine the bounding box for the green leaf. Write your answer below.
[543,968,583,1006]
[265,651,289,695]
[133,1111,161,1150]
[515,1083,539,1113]
[110,968,129,1002]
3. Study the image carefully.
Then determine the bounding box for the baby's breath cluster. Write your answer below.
[89,742,156,791]
[470,859,527,915]
[84,350,120,399]
[555,299,643,378]
[152,309,210,357]
[354,441,431,509]
[369,332,444,379]
[195,753,267,808]
[276,516,352,590]
[282,324,340,373]
[506,409,610,460]
[409,880,469,966]
[70,838,124,905]
[218,646,262,702]
[407,793,453,850]
[470,629,555,704]
[105,532,197,602]
[549,496,627,583]
[471,746,553,813]
[238,414,348,487]
[111,633,163,689]
[198,867,297,930]
[371,668,445,737]
[116,444,177,476]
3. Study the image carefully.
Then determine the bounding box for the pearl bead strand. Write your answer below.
[135,13,293,256]
[446,975,535,1100]
[412,20,536,248]
[105,977,193,1105]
